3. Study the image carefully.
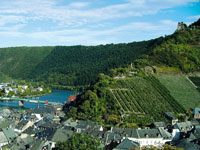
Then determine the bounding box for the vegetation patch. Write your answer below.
[110,76,185,116]
[67,73,185,127]
[157,75,200,109]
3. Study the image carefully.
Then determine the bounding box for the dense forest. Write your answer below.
[0,46,54,79]
[0,39,164,86]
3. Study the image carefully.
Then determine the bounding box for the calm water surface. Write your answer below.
[0,90,74,109]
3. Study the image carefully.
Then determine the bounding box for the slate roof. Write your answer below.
[193,108,200,115]
[16,120,29,130]
[124,128,138,138]
[153,122,166,128]
[21,135,34,145]
[175,139,200,150]
[50,128,73,142]
[84,129,105,138]
[175,121,193,132]
[114,138,139,150]
[102,132,124,144]
[23,126,39,135]
[137,129,161,138]
[0,131,8,144]
[189,127,200,141]
[112,128,124,134]
[0,109,11,117]
[76,120,89,129]
[65,121,78,127]
[158,127,172,140]
[30,106,56,115]
[10,137,26,150]
[36,128,56,141]
[2,128,16,142]
[30,140,46,150]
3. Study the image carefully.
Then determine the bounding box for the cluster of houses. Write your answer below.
[0,105,200,150]
[0,82,43,96]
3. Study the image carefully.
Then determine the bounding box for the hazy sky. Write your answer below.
[0,0,199,47]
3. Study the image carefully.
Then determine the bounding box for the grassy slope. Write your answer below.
[0,46,54,79]
[157,75,200,109]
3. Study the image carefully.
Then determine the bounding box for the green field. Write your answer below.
[157,75,200,109]
[109,76,185,121]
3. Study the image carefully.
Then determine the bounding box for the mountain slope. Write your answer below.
[66,71,185,127]
[66,19,200,127]
[29,40,162,86]
[0,46,54,79]
[144,25,200,72]
[0,39,164,86]
[0,19,199,87]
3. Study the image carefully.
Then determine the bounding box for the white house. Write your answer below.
[37,87,43,92]
[127,128,172,148]
[18,85,28,90]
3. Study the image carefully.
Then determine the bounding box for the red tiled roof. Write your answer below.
[68,95,76,101]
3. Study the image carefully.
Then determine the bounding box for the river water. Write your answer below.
[0,90,74,109]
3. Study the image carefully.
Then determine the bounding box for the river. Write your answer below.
[0,90,74,110]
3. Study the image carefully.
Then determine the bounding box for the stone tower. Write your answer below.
[177,22,187,31]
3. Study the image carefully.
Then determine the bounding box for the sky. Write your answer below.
[0,0,199,47]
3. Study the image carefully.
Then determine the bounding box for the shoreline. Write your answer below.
[23,91,52,98]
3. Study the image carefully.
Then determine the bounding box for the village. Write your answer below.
[0,99,200,150]
[0,82,49,97]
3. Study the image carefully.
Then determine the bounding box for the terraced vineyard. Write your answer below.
[109,76,185,120]
[157,75,200,109]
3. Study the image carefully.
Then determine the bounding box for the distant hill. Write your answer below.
[0,39,164,86]
[0,19,199,87]
[189,18,200,28]
[139,21,200,72]
[0,46,54,79]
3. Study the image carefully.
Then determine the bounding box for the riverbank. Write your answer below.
[0,90,73,109]
[50,84,89,91]
[23,91,52,98]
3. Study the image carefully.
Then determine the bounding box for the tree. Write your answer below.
[0,89,6,96]
[8,91,15,97]
[55,133,103,150]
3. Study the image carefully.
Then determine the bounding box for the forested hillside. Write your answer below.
[0,39,164,86]
[0,46,54,79]
[29,41,162,85]
[143,25,200,72]
[0,19,199,87]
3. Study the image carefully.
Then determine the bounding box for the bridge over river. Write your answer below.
[0,96,62,107]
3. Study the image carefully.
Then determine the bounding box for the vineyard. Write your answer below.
[109,76,185,121]
[157,75,200,109]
